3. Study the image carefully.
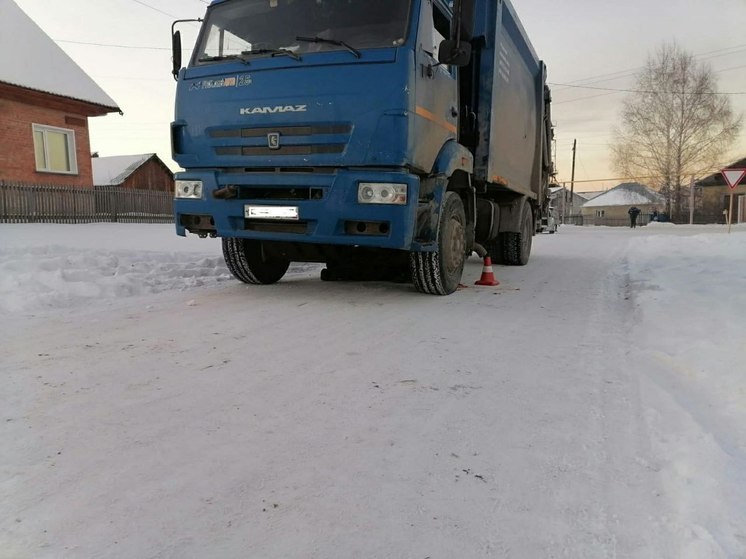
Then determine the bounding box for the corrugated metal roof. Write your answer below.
[0,0,119,111]
[92,154,154,186]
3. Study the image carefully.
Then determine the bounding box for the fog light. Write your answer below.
[175,180,204,199]
[357,183,407,205]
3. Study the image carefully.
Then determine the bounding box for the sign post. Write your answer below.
[721,169,746,234]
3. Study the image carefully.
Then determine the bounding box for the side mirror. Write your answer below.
[437,39,472,66]
[172,30,183,79]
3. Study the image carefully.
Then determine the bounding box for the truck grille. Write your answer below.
[210,123,352,158]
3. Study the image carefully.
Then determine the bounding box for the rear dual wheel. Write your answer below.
[502,202,533,266]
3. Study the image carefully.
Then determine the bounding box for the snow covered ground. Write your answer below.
[1,222,745,558]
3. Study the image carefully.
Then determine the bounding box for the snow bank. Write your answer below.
[0,224,230,313]
[627,228,746,555]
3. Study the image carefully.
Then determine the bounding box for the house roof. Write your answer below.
[549,186,598,200]
[576,191,603,201]
[93,154,162,186]
[696,157,746,187]
[582,182,664,208]
[0,0,119,112]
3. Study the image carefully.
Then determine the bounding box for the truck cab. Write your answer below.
[172,0,553,294]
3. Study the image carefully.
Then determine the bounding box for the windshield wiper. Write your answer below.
[296,36,361,58]
[242,48,302,61]
[197,54,251,65]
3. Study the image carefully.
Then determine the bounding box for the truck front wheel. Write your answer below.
[222,238,290,285]
[410,192,466,295]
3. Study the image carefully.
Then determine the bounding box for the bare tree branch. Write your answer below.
[611,43,743,220]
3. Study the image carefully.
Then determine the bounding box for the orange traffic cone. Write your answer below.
[475,256,500,286]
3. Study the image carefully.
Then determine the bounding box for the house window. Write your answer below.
[595,210,605,217]
[32,124,78,174]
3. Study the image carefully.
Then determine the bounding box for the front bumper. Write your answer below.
[174,169,424,251]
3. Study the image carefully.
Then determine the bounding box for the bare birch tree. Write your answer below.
[612,43,742,221]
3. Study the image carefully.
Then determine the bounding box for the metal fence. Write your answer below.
[563,213,727,227]
[573,215,653,227]
[0,181,174,224]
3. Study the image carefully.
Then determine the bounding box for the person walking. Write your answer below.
[628,206,641,228]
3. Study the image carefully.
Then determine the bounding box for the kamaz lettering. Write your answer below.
[240,105,307,115]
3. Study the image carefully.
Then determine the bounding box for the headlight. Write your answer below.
[175,180,204,199]
[357,183,407,205]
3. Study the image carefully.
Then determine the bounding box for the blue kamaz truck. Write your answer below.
[171,0,554,295]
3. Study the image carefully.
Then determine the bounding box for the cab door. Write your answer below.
[412,0,458,173]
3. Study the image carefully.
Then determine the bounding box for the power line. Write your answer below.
[553,44,746,92]
[126,0,205,26]
[128,0,181,20]
[551,65,746,104]
[552,44,746,104]
[553,91,619,106]
[549,82,746,96]
[557,166,732,185]
[57,39,171,50]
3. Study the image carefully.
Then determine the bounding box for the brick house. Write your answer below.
[93,154,174,192]
[695,157,746,224]
[0,0,120,187]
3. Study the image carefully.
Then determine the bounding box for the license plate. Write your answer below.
[244,205,299,220]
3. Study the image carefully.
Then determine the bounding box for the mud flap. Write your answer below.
[413,176,448,249]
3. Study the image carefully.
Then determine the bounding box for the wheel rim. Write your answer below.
[521,208,532,259]
[445,217,465,275]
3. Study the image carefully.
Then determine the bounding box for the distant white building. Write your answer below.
[581,183,665,226]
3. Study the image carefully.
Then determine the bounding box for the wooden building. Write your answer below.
[93,154,174,192]
[695,158,746,224]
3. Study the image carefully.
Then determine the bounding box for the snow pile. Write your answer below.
[627,229,746,556]
[0,224,230,313]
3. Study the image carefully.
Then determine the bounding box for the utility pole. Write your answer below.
[562,181,567,222]
[688,176,695,225]
[569,139,577,220]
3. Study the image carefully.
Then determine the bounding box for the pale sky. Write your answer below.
[12,0,746,192]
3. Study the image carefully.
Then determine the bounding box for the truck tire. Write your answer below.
[483,234,505,265]
[502,203,533,266]
[410,192,466,295]
[222,238,290,284]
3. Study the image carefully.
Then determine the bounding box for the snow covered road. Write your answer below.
[1,223,745,558]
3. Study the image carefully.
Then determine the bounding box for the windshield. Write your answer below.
[193,0,411,64]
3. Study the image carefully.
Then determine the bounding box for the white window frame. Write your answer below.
[595,209,605,217]
[32,123,78,175]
